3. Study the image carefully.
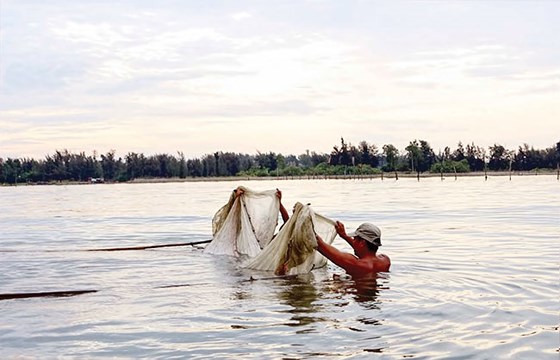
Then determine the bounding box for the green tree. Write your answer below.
[452,142,466,162]
[430,159,470,173]
[357,141,379,167]
[329,138,352,166]
[405,140,422,173]
[19,158,44,183]
[177,152,186,178]
[488,144,509,171]
[382,144,399,172]
[126,152,145,180]
[100,150,119,180]
[310,151,328,167]
[284,154,298,167]
[220,152,240,176]
[442,146,451,161]
[465,143,485,171]
[276,153,286,171]
[1,158,21,184]
[0,158,4,183]
[280,165,304,177]
[255,151,277,171]
[418,140,436,172]
[187,158,203,177]
[339,138,352,166]
[199,154,215,177]
[546,142,560,169]
[298,150,312,168]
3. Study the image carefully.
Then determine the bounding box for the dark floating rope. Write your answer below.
[0,240,213,253]
[86,239,212,252]
[0,290,97,300]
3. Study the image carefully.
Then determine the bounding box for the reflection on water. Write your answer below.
[277,275,326,329]
[1,177,559,359]
[322,273,385,310]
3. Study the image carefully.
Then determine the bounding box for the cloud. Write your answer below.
[230,12,253,21]
[1,1,559,160]
[507,84,560,97]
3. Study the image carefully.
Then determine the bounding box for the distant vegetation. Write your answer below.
[1,139,559,185]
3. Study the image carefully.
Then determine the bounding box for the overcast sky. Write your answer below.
[1,0,559,160]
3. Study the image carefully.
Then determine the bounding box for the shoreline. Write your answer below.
[2,170,558,186]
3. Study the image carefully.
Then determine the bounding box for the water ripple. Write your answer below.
[1,177,558,358]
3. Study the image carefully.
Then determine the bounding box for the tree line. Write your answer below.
[1,139,559,184]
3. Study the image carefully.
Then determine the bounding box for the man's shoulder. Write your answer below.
[368,253,390,272]
[361,253,389,265]
[353,255,390,275]
[377,253,390,261]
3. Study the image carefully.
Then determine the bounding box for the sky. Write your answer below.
[1,0,559,160]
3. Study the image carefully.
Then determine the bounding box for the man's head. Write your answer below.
[349,223,382,251]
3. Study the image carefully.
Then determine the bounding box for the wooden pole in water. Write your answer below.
[439,150,444,181]
[484,153,488,181]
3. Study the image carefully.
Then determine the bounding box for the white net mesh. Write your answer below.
[242,202,337,275]
[205,187,337,275]
[203,186,280,257]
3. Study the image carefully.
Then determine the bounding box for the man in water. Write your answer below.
[234,187,390,276]
[316,222,391,277]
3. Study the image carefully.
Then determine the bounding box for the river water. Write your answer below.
[0,176,558,359]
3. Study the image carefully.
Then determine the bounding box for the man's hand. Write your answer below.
[276,189,282,200]
[335,221,347,238]
[234,187,244,197]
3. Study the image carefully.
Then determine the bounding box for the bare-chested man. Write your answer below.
[316,221,391,277]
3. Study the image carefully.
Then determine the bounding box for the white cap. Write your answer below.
[349,223,382,246]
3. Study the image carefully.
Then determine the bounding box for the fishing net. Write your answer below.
[242,202,337,275]
[203,186,280,257]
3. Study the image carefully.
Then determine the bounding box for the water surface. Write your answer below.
[1,176,558,359]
